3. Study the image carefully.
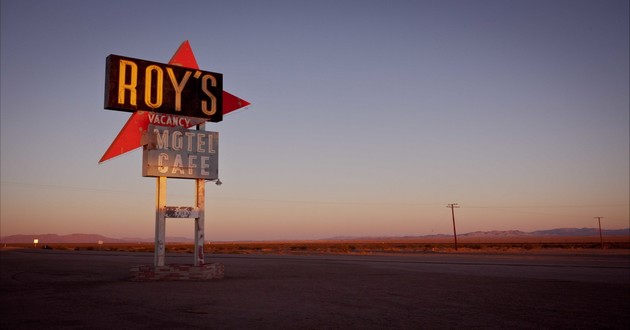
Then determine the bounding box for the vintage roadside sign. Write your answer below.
[142,124,218,180]
[99,41,249,164]
[101,41,250,269]
[104,54,223,122]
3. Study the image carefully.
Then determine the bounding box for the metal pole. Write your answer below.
[594,217,604,249]
[195,178,205,266]
[194,123,206,266]
[155,176,167,267]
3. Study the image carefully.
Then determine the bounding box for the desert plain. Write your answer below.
[1,241,629,329]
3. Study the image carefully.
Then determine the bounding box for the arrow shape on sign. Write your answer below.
[99,40,250,163]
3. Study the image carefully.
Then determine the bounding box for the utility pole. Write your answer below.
[446,203,460,251]
[594,217,604,249]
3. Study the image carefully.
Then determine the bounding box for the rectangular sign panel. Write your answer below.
[105,54,223,122]
[142,125,218,179]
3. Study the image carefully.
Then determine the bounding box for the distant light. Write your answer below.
[33,239,39,244]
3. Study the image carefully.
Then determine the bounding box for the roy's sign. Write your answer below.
[104,54,223,122]
[142,125,218,180]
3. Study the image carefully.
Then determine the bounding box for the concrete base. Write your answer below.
[130,263,224,281]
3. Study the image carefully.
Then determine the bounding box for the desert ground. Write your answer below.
[4,234,629,254]
[1,246,628,329]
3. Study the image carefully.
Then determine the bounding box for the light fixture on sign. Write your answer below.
[208,178,222,186]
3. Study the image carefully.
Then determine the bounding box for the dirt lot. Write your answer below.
[1,248,629,329]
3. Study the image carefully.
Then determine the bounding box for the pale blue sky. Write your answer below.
[1,0,628,240]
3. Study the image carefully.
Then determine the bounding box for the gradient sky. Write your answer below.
[1,0,628,241]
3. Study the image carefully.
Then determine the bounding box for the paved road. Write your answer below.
[1,249,629,329]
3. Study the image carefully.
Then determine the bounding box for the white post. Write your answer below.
[155,176,167,267]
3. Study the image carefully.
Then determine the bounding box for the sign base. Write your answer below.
[130,263,224,281]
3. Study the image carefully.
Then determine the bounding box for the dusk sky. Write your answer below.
[1,0,628,241]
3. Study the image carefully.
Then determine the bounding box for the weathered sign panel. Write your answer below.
[165,206,200,218]
[142,125,218,179]
[104,54,223,122]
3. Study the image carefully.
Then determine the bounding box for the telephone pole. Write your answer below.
[446,203,460,251]
[594,217,604,249]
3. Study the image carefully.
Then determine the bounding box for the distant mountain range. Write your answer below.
[325,228,629,241]
[460,228,629,237]
[0,233,193,244]
[2,228,627,244]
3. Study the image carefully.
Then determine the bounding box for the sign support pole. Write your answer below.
[195,123,206,266]
[155,176,167,267]
[150,123,211,267]
[195,179,205,265]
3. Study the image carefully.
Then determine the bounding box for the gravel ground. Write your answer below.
[1,248,628,329]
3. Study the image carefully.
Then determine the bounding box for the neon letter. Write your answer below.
[185,132,195,152]
[166,68,191,111]
[201,156,210,175]
[187,155,197,175]
[201,74,217,116]
[172,154,184,174]
[145,65,163,109]
[207,133,216,154]
[171,131,183,150]
[158,153,169,173]
[118,60,137,105]
[196,133,206,153]
[155,128,169,149]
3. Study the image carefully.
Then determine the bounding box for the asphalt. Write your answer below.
[1,248,629,329]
